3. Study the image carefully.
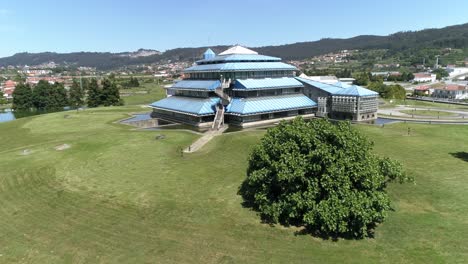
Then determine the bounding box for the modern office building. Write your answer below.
[150,46,379,127]
[297,77,379,121]
[150,46,317,128]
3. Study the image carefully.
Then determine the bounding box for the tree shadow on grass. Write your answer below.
[450,152,468,162]
[292,224,377,241]
[238,181,378,242]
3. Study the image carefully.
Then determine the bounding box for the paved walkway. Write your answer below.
[183,126,229,153]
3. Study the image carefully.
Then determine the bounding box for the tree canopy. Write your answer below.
[12,82,33,110]
[368,81,406,99]
[239,118,410,239]
[86,78,123,108]
[31,80,68,110]
[124,77,140,88]
[69,79,85,109]
[86,79,101,108]
[432,68,449,80]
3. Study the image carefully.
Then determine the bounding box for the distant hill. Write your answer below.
[117,49,161,58]
[1,23,468,70]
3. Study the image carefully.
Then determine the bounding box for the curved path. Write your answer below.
[379,105,468,120]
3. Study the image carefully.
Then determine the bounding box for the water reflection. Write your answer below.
[0,108,71,123]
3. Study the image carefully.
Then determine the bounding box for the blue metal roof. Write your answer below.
[170,80,220,91]
[185,62,297,73]
[203,49,216,60]
[335,85,379,97]
[296,77,344,94]
[150,96,220,116]
[332,82,351,88]
[204,49,215,56]
[226,94,317,116]
[297,77,378,97]
[197,54,281,64]
[234,77,304,90]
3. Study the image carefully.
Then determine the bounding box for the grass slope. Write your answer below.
[121,82,167,106]
[0,108,467,263]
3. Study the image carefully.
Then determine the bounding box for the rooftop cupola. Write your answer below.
[219,45,258,55]
[203,48,216,60]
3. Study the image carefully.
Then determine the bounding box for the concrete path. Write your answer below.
[184,126,229,153]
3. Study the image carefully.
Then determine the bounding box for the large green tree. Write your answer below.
[50,82,69,109]
[12,82,33,110]
[432,68,449,80]
[30,80,68,110]
[101,78,122,106]
[353,72,370,86]
[239,118,410,238]
[69,79,85,108]
[31,80,51,110]
[87,78,101,107]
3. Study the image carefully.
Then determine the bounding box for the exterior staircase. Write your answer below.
[183,78,232,153]
[212,104,225,130]
[215,78,232,105]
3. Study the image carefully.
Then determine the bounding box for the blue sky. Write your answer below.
[0,0,467,57]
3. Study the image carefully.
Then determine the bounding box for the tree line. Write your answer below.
[12,78,123,111]
[352,72,407,99]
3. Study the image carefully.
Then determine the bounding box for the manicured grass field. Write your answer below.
[380,99,468,110]
[120,82,167,106]
[0,108,467,263]
[400,109,457,117]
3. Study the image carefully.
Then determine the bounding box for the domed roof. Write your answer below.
[219,45,258,55]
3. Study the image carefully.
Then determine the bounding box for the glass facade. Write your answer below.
[186,70,295,80]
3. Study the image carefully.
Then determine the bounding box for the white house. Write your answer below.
[413,73,437,83]
[432,84,468,100]
[446,66,468,78]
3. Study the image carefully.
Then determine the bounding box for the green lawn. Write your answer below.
[380,99,468,110]
[0,108,467,263]
[120,82,167,106]
[399,109,457,117]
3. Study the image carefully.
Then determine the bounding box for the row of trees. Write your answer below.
[87,78,123,107]
[122,77,140,88]
[368,81,406,99]
[304,68,353,78]
[12,81,68,110]
[12,78,122,110]
[353,71,415,86]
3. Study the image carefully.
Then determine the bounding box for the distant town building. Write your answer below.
[2,80,16,99]
[413,73,437,83]
[414,85,434,96]
[371,71,401,78]
[432,84,468,100]
[446,66,468,78]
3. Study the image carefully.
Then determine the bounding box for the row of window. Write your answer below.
[233,88,302,97]
[186,71,295,80]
